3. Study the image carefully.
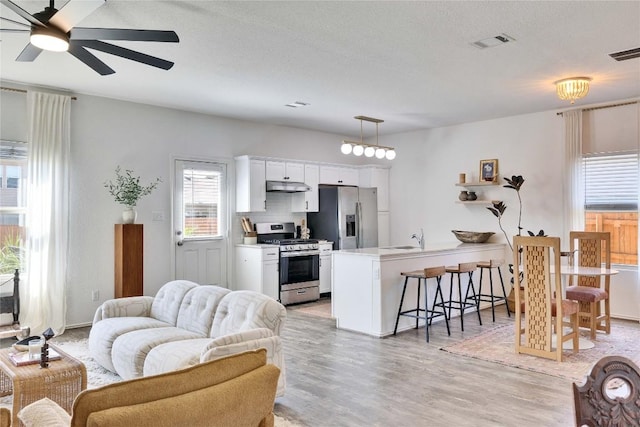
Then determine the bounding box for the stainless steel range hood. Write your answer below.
[266,180,311,193]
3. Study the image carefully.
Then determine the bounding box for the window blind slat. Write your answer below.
[584,153,638,210]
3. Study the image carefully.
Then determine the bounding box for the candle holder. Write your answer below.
[40,327,55,368]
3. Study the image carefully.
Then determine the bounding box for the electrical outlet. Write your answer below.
[152,211,165,221]
[91,290,99,301]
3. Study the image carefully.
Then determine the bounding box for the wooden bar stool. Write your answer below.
[443,262,482,331]
[475,259,510,322]
[393,266,450,342]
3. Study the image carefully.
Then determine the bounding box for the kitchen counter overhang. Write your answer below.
[334,242,506,259]
[331,241,508,337]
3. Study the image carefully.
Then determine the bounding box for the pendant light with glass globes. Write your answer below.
[340,116,395,160]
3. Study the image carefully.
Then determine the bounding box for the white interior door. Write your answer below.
[174,159,228,286]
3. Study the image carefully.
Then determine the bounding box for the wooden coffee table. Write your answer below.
[0,344,87,427]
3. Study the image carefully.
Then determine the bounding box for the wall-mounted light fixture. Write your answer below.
[340,115,395,160]
[554,77,591,104]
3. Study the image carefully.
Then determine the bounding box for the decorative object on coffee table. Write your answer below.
[40,328,55,368]
[104,166,161,224]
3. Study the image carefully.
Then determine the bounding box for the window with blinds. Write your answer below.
[584,152,639,210]
[0,140,27,275]
[182,167,221,238]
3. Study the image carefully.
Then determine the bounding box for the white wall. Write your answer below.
[2,84,637,324]
[1,85,387,327]
[379,111,639,321]
[382,111,565,248]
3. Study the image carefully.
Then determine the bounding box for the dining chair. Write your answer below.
[573,355,640,426]
[513,236,579,362]
[565,231,611,340]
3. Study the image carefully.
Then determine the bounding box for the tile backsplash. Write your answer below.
[234,192,306,243]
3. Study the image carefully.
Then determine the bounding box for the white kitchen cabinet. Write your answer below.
[319,242,333,294]
[319,165,359,186]
[235,245,280,301]
[292,164,319,212]
[359,166,390,211]
[266,160,305,182]
[235,156,266,212]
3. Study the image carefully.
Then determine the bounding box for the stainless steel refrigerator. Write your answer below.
[307,186,378,250]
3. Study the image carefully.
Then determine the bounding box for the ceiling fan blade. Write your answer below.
[71,28,179,43]
[0,0,46,27]
[77,40,174,70]
[16,43,42,61]
[68,43,114,75]
[0,28,28,33]
[1,15,30,28]
[48,0,105,33]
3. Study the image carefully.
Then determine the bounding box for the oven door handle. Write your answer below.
[280,251,320,258]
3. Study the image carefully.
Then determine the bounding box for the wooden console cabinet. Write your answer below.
[114,224,143,298]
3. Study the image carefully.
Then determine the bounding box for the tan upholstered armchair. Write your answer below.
[14,349,279,427]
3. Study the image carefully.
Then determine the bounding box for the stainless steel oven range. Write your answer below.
[255,222,320,305]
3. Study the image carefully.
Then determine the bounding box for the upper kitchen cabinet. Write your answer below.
[359,166,390,211]
[266,160,305,182]
[319,165,359,186]
[235,156,266,212]
[292,164,319,212]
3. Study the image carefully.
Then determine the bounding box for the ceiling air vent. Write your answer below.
[471,33,515,49]
[609,47,640,62]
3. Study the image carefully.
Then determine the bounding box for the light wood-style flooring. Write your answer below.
[6,300,638,426]
[275,299,640,427]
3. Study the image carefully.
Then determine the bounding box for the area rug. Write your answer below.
[440,324,640,382]
[0,338,299,426]
[288,299,332,319]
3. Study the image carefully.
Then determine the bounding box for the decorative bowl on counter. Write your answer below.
[451,230,495,243]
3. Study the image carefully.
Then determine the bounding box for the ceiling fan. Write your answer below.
[0,0,179,75]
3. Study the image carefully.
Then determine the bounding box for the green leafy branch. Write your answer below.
[104,166,161,208]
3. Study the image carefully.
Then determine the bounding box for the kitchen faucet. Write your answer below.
[411,228,425,250]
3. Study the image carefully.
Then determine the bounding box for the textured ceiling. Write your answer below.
[1,1,639,137]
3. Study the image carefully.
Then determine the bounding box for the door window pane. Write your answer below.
[182,168,222,238]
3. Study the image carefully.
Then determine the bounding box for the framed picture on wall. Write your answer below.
[480,159,498,182]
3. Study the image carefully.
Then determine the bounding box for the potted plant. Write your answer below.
[104,166,161,224]
[487,175,545,312]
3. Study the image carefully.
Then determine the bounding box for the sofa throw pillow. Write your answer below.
[18,397,71,427]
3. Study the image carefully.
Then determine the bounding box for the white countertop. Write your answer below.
[334,241,506,258]
[235,243,279,248]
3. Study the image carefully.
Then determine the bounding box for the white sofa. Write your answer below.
[88,280,287,395]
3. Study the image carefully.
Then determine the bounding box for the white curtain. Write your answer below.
[563,109,585,235]
[22,91,71,335]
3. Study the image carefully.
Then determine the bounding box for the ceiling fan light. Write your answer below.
[341,142,353,154]
[353,145,364,156]
[385,149,396,160]
[30,27,69,52]
[375,148,386,159]
[364,146,375,157]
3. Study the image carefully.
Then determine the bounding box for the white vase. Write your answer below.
[122,207,137,224]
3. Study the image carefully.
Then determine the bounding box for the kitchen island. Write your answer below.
[331,242,508,337]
